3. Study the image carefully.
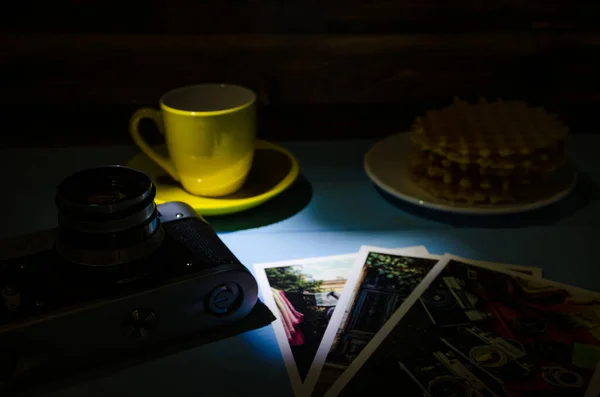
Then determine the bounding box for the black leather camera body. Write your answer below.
[0,166,266,395]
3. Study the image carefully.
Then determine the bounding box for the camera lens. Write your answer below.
[542,367,584,388]
[469,346,507,368]
[55,166,164,267]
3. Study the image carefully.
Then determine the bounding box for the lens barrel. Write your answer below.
[54,166,164,266]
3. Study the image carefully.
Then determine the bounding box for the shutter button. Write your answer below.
[208,283,240,314]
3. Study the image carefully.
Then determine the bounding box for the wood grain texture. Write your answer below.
[1,0,598,34]
[1,100,597,148]
[1,32,599,146]
[2,33,599,106]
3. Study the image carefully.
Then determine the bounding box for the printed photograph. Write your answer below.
[254,246,428,397]
[469,259,543,279]
[326,255,600,397]
[264,257,353,381]
[254,254,360,397]
[305,248,442,397]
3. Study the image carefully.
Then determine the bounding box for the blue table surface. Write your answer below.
[1,136,600,396]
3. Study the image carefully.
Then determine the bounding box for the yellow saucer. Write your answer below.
[126,140,300,216]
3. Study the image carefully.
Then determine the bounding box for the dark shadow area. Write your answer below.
[374,172,598,228]
[1,302,275,397]
[205,173,313,232]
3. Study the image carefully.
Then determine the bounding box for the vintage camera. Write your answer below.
[487,302,597,395]
[0,166,261,394]
[399,349,496,397]
[439,326,591,395]
[533,341,596,395]
[420,276,490,328]
[440,326,533,386]
[488,300,599,346]
[539,366,586,394]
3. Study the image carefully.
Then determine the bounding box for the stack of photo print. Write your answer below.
[254,245,600,397]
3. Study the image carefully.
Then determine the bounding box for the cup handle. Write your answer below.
[129,107,179,181]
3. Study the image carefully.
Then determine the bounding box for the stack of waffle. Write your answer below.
[409,97,569,205]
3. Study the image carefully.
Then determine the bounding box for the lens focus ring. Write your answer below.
[55,166,163,267]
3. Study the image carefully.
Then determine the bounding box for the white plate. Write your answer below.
[364,133,577,215]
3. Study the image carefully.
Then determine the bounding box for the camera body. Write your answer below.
[440,325,592,395]
[485,302,596,394]
[399,349,493,397]
[419,276,490,327]
[0,167,260,394]
[412,261,600,396]
[440,326,533,386]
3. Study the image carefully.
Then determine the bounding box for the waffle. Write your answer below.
[411,172,547,205]
[408,97,570,205]
[410,160,554,205]
[410,97,569,166]
[415,150,565,178]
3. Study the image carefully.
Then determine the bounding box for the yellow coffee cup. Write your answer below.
[129,84,257,197]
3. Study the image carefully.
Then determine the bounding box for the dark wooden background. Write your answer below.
[1,1,599,147]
